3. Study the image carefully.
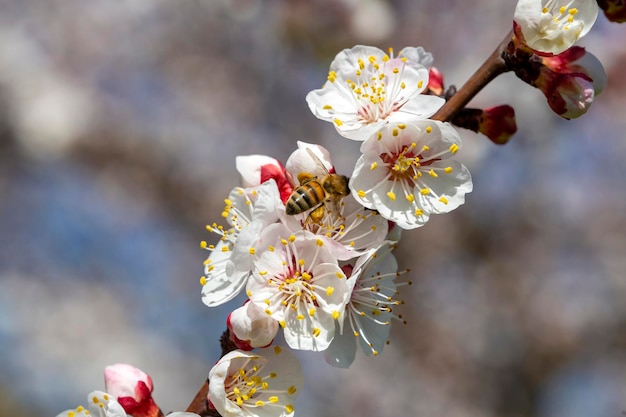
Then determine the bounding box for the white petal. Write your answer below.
[323,326,357,368]
[398,46,434,68]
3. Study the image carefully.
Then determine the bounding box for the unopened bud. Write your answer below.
[104,364,159,417]
[227,301,279,350]
[597,0,626,22]
[451,106,517,145]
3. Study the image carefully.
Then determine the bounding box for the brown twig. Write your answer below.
[432,30,514,122]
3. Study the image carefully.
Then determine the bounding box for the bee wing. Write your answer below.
[306,147,331,176]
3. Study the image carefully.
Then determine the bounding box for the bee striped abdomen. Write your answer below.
[286,181,326,215]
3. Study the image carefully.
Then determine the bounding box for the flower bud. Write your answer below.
[451,106,517,145]
[104,364,159,417]
[597,0,626,22]
[227,301,279,350]
[427,67,445,96]
[236,155,293,203]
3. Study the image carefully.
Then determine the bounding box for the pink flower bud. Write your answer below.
[451,106,517,145]
[427,67,444,96]
[597,0,626,22]
[104,364,159,417]
[236,155,293,203]
[479,106,518,145]
[227,301,279,350]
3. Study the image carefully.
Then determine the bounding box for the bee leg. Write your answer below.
[304,206,325,226]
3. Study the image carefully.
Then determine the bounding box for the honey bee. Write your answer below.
[285,148,350,224]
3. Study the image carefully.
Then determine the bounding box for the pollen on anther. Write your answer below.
[439,197,449,205]
[332,310,341,320]
[420,188,430,195]
[406,193,415,202]
[444,166,453,173]
[392,128,399,136]
[221,245,230,252]
[429,169,438,178]
[274,346,282,355]
[370,162,378,170]
[418,80,423,89]
[323,104,333,110]
[387,191,396,201]
[249,247,256,255]
[449,144,459,154]
[425,126,433,133]
[326,286,335,296]
[285,405,295,414]
[357,190,366,198]
[200,276,207,286]
[333,119,343,127]
[200,241,207,249]
[316,239,324,247]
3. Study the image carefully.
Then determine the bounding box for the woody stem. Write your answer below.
[431,29,514,122]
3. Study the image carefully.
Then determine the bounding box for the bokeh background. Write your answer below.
[1,1,625,416]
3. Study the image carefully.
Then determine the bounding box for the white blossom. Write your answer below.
[201,180,282,307]
[306,45,444,141]
[350,120,472,229]
[514,0,599,55]
[246,224,351,351]
[208,348,303,417]
[324,244,407,368]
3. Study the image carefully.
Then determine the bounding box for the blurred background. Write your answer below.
[1,0,625,416]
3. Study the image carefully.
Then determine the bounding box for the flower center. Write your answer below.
[382,143,423,184]
[225,364,265,406]
[542,0,581,32]
[337,55,411,124]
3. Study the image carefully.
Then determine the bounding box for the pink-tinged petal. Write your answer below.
[427,67,445,96]
[104,364,153,398]
[117,381,160,417]
[236,155,282,187]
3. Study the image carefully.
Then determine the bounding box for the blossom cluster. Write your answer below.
[199,44,474,417]
[55,2,618,417]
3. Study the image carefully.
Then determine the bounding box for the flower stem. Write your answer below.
[432,29,514,122]
[186,380,216,416]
